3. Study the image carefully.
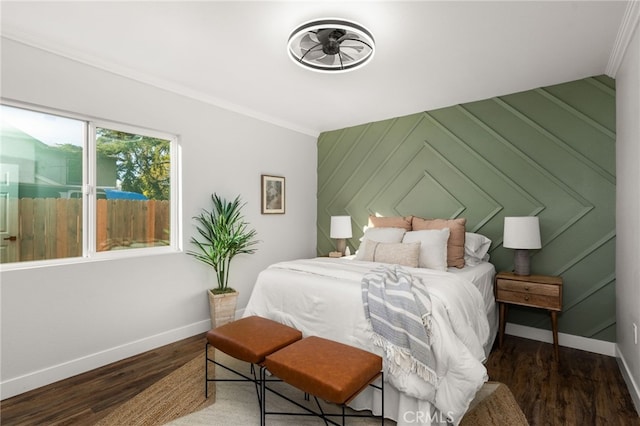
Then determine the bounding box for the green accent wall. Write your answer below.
[317,75,616,342]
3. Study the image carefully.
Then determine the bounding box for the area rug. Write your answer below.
[460,382,529,426]
[166,351,394,426]
[98,348,528,426]
[95,348,215,426]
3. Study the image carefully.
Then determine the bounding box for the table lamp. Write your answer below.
[503,216,541,275]
[330,216,352,256]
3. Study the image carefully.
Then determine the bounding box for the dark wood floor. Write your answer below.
[1,333,639,425]
[487,335,639,426]
[0,334,206,426]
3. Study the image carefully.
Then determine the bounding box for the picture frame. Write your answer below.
[261,175,285,214]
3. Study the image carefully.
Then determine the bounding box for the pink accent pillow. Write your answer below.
[368,215,413,231]
[411,217,466,268]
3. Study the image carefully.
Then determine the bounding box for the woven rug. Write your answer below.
[95,348,215,426]
[98,349,528,425]
[461,382,529,426]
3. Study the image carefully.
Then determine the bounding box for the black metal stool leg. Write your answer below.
[260,365,266,426]
[260,372,385,426]
[247,364,261,409]
[311,395,330,426]
[204,342,210,398]
[381,372,384,425]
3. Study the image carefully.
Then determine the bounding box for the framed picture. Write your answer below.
[261,175,285,214]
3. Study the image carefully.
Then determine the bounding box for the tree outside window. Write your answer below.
[0,104,177,264]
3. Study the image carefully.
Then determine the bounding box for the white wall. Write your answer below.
[0,39,318,398]
[615,20,640,413]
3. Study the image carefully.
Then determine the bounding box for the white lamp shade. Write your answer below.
[503,216,541,249]
[330,216,352,238]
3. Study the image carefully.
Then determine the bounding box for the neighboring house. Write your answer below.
[0,122,118,198]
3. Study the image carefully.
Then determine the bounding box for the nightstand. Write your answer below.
[495,271,563,359]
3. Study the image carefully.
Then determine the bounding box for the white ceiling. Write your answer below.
[0,1,630,136]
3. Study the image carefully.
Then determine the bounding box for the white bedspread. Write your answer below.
[244,257,494,425]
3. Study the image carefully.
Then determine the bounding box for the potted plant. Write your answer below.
[188,193,259,328]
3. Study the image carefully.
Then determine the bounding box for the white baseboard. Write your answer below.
[616,346,640,416]
[0,319,212,400]
[505,322,617,356]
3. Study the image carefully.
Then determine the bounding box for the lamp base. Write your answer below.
[335,238,346,256]
[513,249,531,275]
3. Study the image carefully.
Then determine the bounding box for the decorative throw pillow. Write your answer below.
[355,227,407,260]
[464,232,492,260]
[368,215,413,231]
[411,217,466,268]
[361,241,420,268]
[402,228,450,271]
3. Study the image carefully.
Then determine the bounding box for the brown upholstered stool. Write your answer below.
[204,315,302,401]
[261,336,384,425]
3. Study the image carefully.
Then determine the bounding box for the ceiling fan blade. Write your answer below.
[340,44,365,53]
[300,33,320,49]
[339,51,355,62]
[338,32,358,42]
[301,43,323,56]
[304,48,325,61]
[318,54,336,65]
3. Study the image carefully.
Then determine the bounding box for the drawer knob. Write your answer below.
[524,286,529,291]
[524,295,530,301]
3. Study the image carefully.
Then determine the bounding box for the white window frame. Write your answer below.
[0,100,182,271]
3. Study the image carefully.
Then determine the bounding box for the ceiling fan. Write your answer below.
[287,19,375,73]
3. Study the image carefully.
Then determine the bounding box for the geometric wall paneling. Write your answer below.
[317,75,616,342]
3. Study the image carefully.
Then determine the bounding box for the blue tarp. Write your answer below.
[104,189,148,200]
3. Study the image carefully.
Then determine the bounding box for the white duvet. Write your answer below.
[244,257,493,425]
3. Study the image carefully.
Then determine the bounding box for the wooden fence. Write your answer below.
[16,198,170,262]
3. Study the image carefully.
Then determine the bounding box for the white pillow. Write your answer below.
[361,241,421,268]
[402,229,450,271]
[464,232,492,265]
[355,227,406,260]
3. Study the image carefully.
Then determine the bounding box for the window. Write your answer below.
[0,103,179,265]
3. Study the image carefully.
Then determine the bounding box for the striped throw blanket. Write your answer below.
[361,264,438,385]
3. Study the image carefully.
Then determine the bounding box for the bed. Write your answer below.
[244,218,498,426]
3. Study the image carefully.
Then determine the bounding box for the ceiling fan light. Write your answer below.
[287,18,375,73]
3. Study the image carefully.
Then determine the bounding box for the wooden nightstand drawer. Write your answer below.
[495,273,562,309]
[496,288,561,310]
[497,279,560,298]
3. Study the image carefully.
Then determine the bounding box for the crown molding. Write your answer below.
[1,33,319,138]
[606,0,640,78]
